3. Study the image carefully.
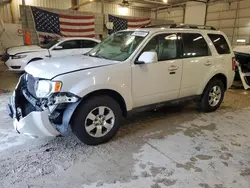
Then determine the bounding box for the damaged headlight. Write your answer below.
[12,54,27,59]
[35,80,62,98]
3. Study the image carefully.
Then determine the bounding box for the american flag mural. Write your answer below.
[108,15,151,34]
[31,7,95,43]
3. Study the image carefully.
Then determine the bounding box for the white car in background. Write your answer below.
[1,37,100,71]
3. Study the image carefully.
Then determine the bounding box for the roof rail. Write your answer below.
[142,24,217,30]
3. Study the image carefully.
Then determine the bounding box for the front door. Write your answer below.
[132,33,183,108]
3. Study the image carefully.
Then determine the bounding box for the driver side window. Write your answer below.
[141,37,158,54]
[139,33,178,63]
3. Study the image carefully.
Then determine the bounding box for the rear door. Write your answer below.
[179,33,214,97]
[50,40,82,57]
[81,40,99,54]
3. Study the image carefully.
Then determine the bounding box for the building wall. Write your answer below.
[19,4,172,45]
[0,3,12,23]
[206,0,250,45]
[184,1,206,25]
[157,7,184,24]
[79,2,152,18]
[11,0,71,23]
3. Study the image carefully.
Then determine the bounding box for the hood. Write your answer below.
[233,45,250,54]
[7,45,45,55]
[25,55,119,79]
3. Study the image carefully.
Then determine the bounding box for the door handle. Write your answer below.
[204,61,212,66]
[168,65,178,71]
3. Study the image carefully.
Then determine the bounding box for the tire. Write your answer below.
[197,79,225,112]
[71,95,122,145]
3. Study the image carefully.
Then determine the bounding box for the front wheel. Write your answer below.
[197,79,225,112]
[71,95,122,145]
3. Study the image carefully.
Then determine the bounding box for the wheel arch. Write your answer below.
[201,73,227,94]
[210,73,227,89]
[69,89,127,127]
[81,89,127,117]
[66,89,127,133]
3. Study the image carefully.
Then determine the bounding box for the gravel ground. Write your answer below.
[0,65,249,188]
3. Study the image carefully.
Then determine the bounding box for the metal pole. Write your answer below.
[71,0,79,10]
[101,0,105,39]
[204,1,208,25]
[22,0,28,28]
[232,0,239,44]
[182,5,186,24]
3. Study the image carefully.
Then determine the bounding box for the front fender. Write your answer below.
[72,83,132,111]
[55,65,133,111]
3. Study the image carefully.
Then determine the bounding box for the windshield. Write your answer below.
[40,40,59,49]
[88,31,147,61]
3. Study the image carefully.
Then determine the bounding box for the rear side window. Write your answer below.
[181,33,210,58]
[208,34,231,54]
[81,40,98,48]
[60,40,81,49]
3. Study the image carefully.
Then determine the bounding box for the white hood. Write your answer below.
[25,55,119,79]
[7,45,46,55]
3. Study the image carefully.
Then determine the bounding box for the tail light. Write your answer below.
[232,57,236,71]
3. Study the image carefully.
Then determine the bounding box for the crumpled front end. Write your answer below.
[7,74,80,138]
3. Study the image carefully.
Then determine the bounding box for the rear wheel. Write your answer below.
[197,79,225,112]
[71,95,122,145]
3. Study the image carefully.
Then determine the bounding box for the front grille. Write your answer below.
[1,52,10,62]
[10,66,21,69]
[26,74,38,98]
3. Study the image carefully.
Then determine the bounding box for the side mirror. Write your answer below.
[135,51,158,64]
[53,46,63,50]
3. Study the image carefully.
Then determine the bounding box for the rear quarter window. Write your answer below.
[208,34,231,54]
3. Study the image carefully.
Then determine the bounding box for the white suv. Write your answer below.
[8,25,235,145]
[2,37,100,71]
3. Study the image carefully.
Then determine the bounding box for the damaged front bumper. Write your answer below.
[13,109,60,138]
[7,74,80,138]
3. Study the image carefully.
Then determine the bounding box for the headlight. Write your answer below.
[35,80,62,98]
[12,54,27,59]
